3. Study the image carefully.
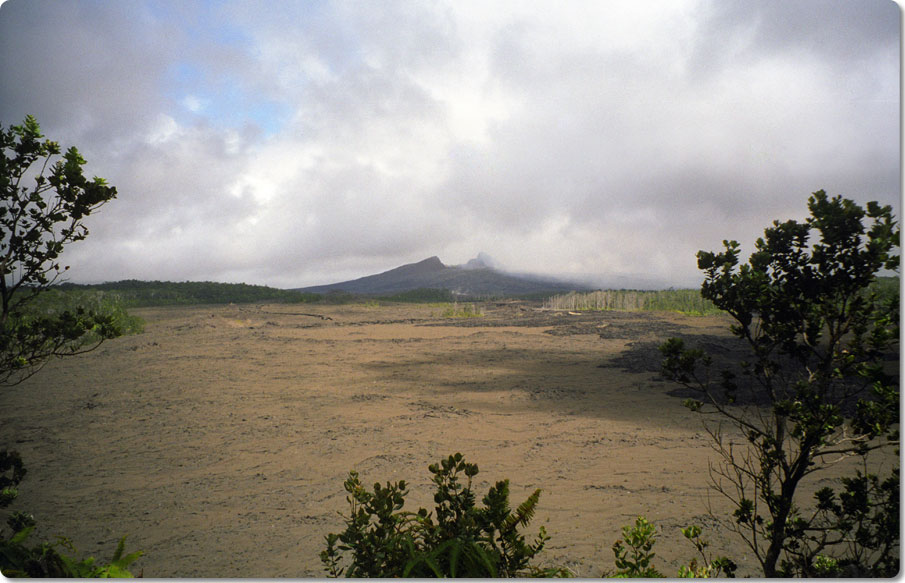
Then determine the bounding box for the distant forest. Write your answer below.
[57,280,322,307]
[55,276,899,310]
[53,281,471,307]
[53,281,545,307]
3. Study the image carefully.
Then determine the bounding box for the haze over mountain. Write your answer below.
[460,252,499,271]
[294,254,591,296]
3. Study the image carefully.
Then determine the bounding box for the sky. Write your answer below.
[0,0,900,289]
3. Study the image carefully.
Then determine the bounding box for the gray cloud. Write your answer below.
[694,0,899,68]
[1,0,898,288]
[0,1,185,145]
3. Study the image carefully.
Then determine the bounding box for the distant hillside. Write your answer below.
[294,256,592,297]
[57,280,320,307]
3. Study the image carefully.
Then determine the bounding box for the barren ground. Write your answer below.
[1,302,893,577]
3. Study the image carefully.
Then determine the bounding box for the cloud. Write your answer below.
[0,0,898,288]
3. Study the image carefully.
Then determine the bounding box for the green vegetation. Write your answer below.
[25,288,144,338]
[609,516,662,578]
[0,287,144,386]
[321,453,566,578]
[1,116,127,386]
[58,279,321,307]
[1,116,142,577]
[661,192,899,577]
[608,517,735,578]
[0,530,142,578]
[870,274,899,304]
[544,289,722,315]
[322,456,737,578]
[320,290,362,304]
[440,301,484,318]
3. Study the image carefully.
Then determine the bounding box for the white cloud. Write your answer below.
[0,0,898,287]
[145,114,180,145]
[181,94,207,113]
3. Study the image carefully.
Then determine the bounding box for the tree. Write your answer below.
[660,191,899,576]
[1,116,141,577]
[1,115,121,385]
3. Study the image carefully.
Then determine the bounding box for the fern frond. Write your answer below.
[111,536,126,563]
[113,549,143,570]
[9,525,34,545]
[448,538,461,577]
[461,540,498,577]
[503,488,542,532]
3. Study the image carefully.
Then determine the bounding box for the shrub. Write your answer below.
[608,517,736,578]
[610,516,663,578]
[440,302,483,318]
[320,453,570,577]
[0,529,142,578]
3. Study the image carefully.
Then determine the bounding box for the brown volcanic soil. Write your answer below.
[1,302,894,577]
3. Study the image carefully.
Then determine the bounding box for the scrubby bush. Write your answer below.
[610,516,663,578]
[321,453,570,577]
[608,517,736,578]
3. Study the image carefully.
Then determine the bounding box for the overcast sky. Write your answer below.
[1,0,900,288]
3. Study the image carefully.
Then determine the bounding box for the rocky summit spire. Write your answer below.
[463,252,497,270]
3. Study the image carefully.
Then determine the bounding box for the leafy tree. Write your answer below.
[1,116,141,577]
[321,453,569,577]
[660,191,899,577]
[1,115,121,385]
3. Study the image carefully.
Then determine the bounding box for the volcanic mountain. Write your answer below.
[294,255,591,297]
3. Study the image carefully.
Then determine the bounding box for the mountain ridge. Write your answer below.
[293,255,591,296]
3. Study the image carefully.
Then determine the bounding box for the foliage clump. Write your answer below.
[441,301,484,318]
[0,524,142,578]
[321,453,569,577]
[1,115,126,385]
[610,516,663,578]
[608,516,736,578]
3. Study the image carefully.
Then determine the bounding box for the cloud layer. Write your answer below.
[1,0,899,288]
